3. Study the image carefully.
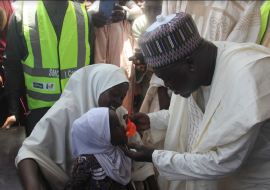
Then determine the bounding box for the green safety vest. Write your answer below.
[259,1,270,44]
[22,1,90,110]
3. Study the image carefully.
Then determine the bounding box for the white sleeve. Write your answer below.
[117,106,156,181]
[126,4,142,21]
[152,123,262,180]
[132,17,142,50]
[142,110,170,145]
[148,109,170,130]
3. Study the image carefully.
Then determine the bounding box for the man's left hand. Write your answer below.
[135,64,147,73]
[89,10,108,28]
[119,142,155,162]
[111,3,125,23]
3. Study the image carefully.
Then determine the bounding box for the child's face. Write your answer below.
[109,109,128,146]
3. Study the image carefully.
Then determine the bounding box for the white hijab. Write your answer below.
[72,107,131,185]
[15,64,129,190]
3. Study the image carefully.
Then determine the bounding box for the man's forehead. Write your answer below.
[153,66,171,78]
[152,61,182,77]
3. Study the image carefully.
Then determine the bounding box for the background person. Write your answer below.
[131,0,171,114]
[162,1,261,43]
[0,0,14,125]
[88,0,143,112]
[2,0,94,136]
[0,0,28,128]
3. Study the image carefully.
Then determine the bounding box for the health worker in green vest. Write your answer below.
[2,1,127,135]
[2,0,95,136]
[3,0,124,137]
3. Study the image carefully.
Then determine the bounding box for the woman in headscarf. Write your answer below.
[15,64,155,190]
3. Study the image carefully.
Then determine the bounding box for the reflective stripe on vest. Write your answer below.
[22,1,90,110]
[259,1,270,44]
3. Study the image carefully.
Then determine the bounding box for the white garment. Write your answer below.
[161,1,261,43]
[132,14,149,51]
[140,74,171,150]
[141,0,261,138]
[187,95,204,153]
[140,74,172,114]
[72,107,131,185]
[146,42,270,190]
[15,64,154,190]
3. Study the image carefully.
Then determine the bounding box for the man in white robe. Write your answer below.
[120,12,270,190]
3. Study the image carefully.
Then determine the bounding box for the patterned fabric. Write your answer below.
[138,12,203,68]
[187,95,204,153]
[65,155,126,190]
[161,1,261,43]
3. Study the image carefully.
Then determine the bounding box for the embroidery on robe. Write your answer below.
[187,95,204,153]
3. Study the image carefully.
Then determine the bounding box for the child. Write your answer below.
[65,107,134,190]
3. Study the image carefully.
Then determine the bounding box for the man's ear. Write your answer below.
[186,56,196,72]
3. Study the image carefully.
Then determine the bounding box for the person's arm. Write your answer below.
[148,109,170,131]
[87,11,95,64]
[87,1,108,28]
[2,9,26,129]
[124,1,142,21]
[18,159,41,190]
[152,123,262,181]
[120,121,262,180]
[146,175,158,190]
[132,20,149,84]
[126,110,169,150]
[158,86,171,110]
[131,16,144,50]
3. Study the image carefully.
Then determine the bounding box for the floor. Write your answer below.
[0,127,25,190]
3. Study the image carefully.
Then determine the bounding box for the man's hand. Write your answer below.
[83,1,92,10]
[111,3,125,23]
[135,64,147,73]
[2,115,17,130]
[124,112,150,131]
[129,48,145,65]
[89,10,108,28]
[119,142,155,162]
